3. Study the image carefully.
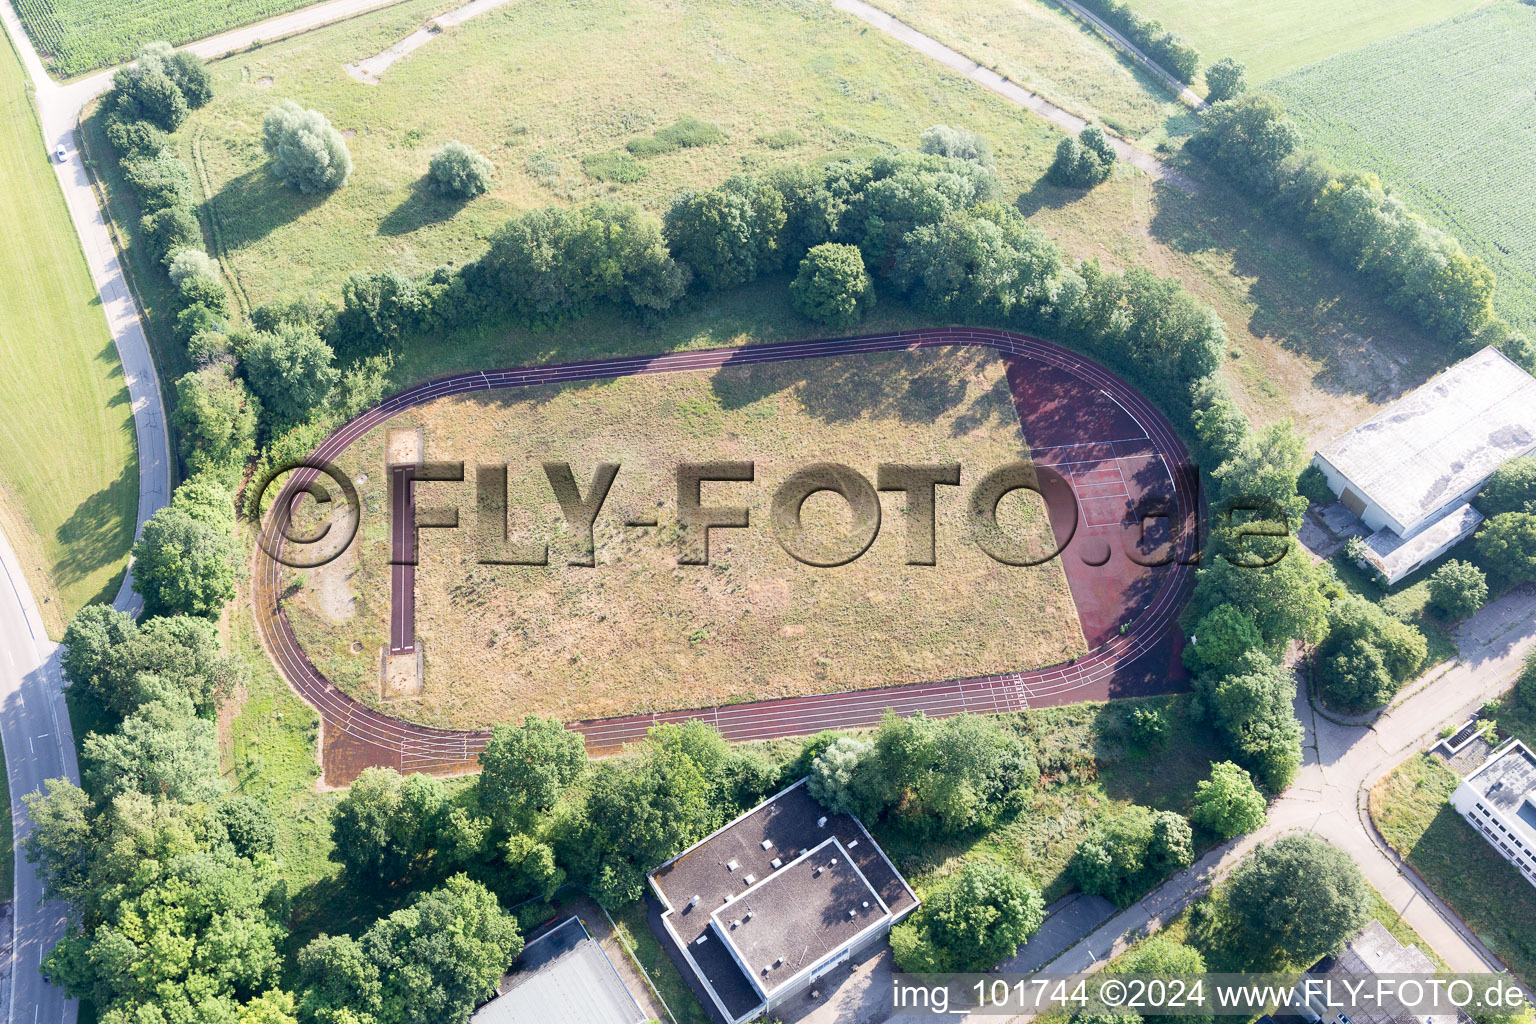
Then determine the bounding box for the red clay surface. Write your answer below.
[252,328,1198,785]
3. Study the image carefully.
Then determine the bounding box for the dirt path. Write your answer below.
[345,0,517,83]
[1053,0,1206,110]
[829,0,1199,194]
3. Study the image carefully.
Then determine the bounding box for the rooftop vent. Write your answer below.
[770,857,783,869]
[830,857,839,866]
[695,934,709,945]
[761,839,774,850]
[848,908,857,918]
[744,874,757,885]
[688,895,699,908]
[726,859,739,871]
[746,909,755,920]
[862,901,870,909]
[848,838,859,848]
[730,919,740,929]
[817,816,828,827]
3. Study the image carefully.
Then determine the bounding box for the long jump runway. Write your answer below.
[252,328,1198,785]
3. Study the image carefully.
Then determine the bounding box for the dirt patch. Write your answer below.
[382,649,423,700]
[254,75,273,87]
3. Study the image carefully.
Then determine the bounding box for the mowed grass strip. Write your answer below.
[1271,3,1536,332]
[1110,0,1481,81]
[1370,753,1536,985]
[0,34,135,630]
[281,348,1086,729]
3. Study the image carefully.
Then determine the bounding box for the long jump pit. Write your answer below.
[252,328,1197,786]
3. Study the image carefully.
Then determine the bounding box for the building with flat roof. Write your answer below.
[1294,920,1461,1024]
[1312,346,1536,583]
[471,916,647,1024]
[1450,737,1536,888]
[649,779,918,1024]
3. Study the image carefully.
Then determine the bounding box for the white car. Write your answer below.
[54,145,66,162]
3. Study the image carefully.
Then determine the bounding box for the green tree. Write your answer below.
[1191,761,1267,839]
[894,861,1045,972]
[61,606,227,717]
[1199,649,1303,792]
[1427,559,1488,619]
[892,205,1062,317]
[477,715,587,828]
[807,736,874,816]
[1313,594,1427,711]
[918,124,995,170]
[835,151,996,261]
[1476,512,1536,588]
[112,61,187,131]
[236,323,339,429]
[1204,58,1248,103]
[262,100,352,194]
[1190,526,1331,650]
[1222,834,1370,969]
[131,505,238,618]
[1048,125,1116,187]
[1211,420,1310,528]
[1073,805,1190,906]
[790,243,875,327]
[140,205,201,264]
[428,141,494,199]
[1183,604,1264,674]
[1111,935,1212,1024]
[121,151,196,211]
[172,365,260,482]
[82,688,221,804]
[663,176,786,290]
[331,767,448,883]
[1476,457,1536,517]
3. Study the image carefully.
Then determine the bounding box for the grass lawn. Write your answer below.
[170,0,1451,447]
[612,901,711,1024]
[13,0,341,77]
[0,32,136,633]
[1271,3,1536,333]
[1113,0,1483,82]
[862,0,1194,145]
[1370,752,1536,985]
[283,346,1083,729]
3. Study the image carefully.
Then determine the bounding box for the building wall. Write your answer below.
[1311,455,1397,534]
[1450,781,1536,888]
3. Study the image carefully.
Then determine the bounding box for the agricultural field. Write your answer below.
[864,0,1193,144]
[1271,2,1536,333]
[1113,0,1482,81]
[0,34,136,631]
[165,0,1454,446]
[13,0,326,77]
[281,347,1085,729]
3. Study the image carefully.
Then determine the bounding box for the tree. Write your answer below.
[298,875,522,1024]
[112,61,188,131]
[140,205,201,264]
[61,606,228,717]
[428,141,494,199]
[1204,58,1248,103]
[1191,761,1267,839]
[1313,594,1427,712]
[1428,560,1488,619]
[1199,649,1304,792]
[1222,834,1369,968]
[1111,935,1212,1024]
[835,151,996,261]
[1476,457,1536,517]
[1073,805,1192,906]
[131,505,238,618]
[1048,126,1116,187]
[172,365,259,482]
[663,176,785,290]
[1476,512,1536,588]
[1211,420,1310,528]
[892,205,1062,318]
[236,323,339,429]
[477,715,587,827]
[221,794,278,859]
[82,688,221,804]
[262,100,352,194]
[168,247,219,288]
[894,861,1044,972]
[1190,525,1331,651]
[121,151,195,211]
[807,736,874,816]
[1183,604,1264,674]
[135,41,213,109]
[790,243,874,327]
[918,124,994,170]
[1187,92,1301,194]
[331,767,448,883]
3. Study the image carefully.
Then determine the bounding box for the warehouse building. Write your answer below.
[1312,346,1536,583]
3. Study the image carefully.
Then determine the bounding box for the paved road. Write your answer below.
[830,0,1199,193]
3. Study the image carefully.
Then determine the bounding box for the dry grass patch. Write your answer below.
[281,347,1086,728]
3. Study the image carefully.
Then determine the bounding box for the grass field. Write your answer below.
[864,0,1193,144]
[1271,2,1536,333]
[171,0,1453,448]
[1114,0,1482,81]
[283,347,1084,729]
[13,0,335,77]
[1370,752,1536,985]
[0,32,136,632]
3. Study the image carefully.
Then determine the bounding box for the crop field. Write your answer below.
[1272,2,1536,332]
[13,0,327,77]
[281,347,1085,729]
[0,34,136,630]
[1113,0,1481,81]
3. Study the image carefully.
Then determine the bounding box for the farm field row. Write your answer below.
[0,31,136,628]
[1271,1,1536,332]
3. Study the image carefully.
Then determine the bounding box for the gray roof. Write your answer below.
[1317,921,1445,1024]
[472,917,644,1024]
[1361,503,1482,582]
[1316,347,1536,531]
[1465,740,1536,841]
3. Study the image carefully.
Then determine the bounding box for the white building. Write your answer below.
[1450,737,1536,888]
[1312,346,1536,583]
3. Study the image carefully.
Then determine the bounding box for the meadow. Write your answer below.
[1271,2,1536,332]
[282,348,1085,729]
[13,0,328,77]
[0,34,137,631]
[1112,0,1481,81]
[165,0,1454,449]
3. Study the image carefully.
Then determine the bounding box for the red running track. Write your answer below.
[252,328,1198,785]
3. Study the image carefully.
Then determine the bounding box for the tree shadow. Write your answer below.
[53,459,137,603]
[378,177,465,237]
[1016,175,1088,218]
[208,165,328,252]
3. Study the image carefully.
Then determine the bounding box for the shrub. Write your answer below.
[1296,463,1334,505]
[167,248,219,288]
[806,736,874,816]
[427,140,494,198]
[1191,761,1266,839]
[1428,560,1488,619]
[236,323,340,430]
[918,124,995,170]
[171,365,259,482]
[262,100,352,194]
[626,115,726,156]
[139,206,201,265]
[1204,57,1248,102]
[103,115,168,160]
[1048,126,1116,187]
[580,149,647,183]
[893,861,1045,972]
[1072,805,1194,906]
[790,243,875,327]
[1475,512,1536,588]
[121,152,196,211]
